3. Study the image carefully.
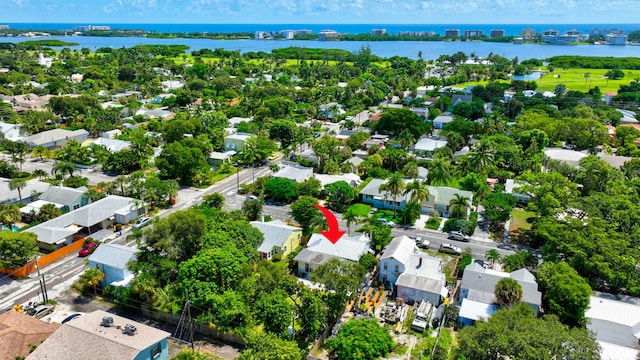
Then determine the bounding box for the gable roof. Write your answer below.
[91,138,132,153]
[461,263,542,306]
[26,196,138,245]
[414,138,448,152]
[380,236,418,264]
[22,128,89,147]
[89,243,136,269]
[344,157,365,167]
[295,233,371,264]
[0,177,50,204]
[27,310,169,360]
[396,273,446,294]
[0,311,60,360]
[38,186,86,206]
[251,220,301,253]
[273,162,313,182]
[360,179,473,206]
[314,173,362,188]
[586,295,640,351]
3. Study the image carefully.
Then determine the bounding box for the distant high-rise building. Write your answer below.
[398,31,435,37]
[445,29,460,37]
[73,25,110,32]
[371,29,387,36]
[606,32,628,45]
[521,28,536,40]
[490,29,505,38]
[0,25,9,30]
[590,28,623,37]
[464,30,483,38]
[318,30,340,41]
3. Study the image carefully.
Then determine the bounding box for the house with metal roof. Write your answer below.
[413,137,449,157]
[21,128,89,149]
[25,196,145,251]
[586,293,640,360]
[0,177,50,205]
[359,178,473,218]
[313,173,362,188]
[37,185,89,211]
[379,236,447,305]
[0,121,25,141]
[251,220,302,261]
[27,310,170,360]
[543,147,588,168]
[294,233,371,278]
[273,162,313,183]
[457,263,542,327]
[89,243,137,287]
[89,137,132,153]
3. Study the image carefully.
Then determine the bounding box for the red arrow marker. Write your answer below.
[313,204,346,244]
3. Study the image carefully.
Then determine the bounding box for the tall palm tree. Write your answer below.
[396,129,416,150]
[33,168,48,180]
[485,249,502,266]
[343,208,360,236]
[403,179,430,204]
[463,143,496,175]
[51,160,76,180]
[241,140,259,185]
[449,194,470,219]
[9,178,26,204]
[380,172,406,214]
[428,158,451,186]
[80,268,105,296]
[494,278,523,308]
[113,176,128,196]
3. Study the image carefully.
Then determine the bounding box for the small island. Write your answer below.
[16,39,79,48]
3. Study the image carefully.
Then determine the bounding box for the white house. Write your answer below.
[293,233,371,278]
[273,162,313,182]
[413,137,448,157]
[0,121,25,140]
[21,128,89,149]
[432,113,454,129]
[586,293,640,360]
[505,179,531,205]
[379,236,447,305]
[543,147,588,168]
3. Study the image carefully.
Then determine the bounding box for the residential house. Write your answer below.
[362,134,389,149]
[207,151,236,167]
[251,220,302,260]
[432,113,454,129]
[379,236,447,305]
[110,91,142,103]
[359,178,473,217]
[543,147,588,168]
[88,243,137,287]
[294,233,371,278]
[25,196,145,251]
[21,128,89,149]
[37,185,89,211]
[413,137,448,157]
[0,121,25,140]
[457,263,542,327]
[137,107,175,120]
[0,310,60,360]
[343,157,365,172]
[504,179,531,205]
[318,102,344,121]
[27,310,170,360]
[597,153,633,169]
[273,162,313,182]
[89,138,132,153]
[224,132,255,152]
[314,173,362,188]
[0,177,50,205]
[160,80,184,91]
[228,116,252,128]
[585,293,640,360]
[150,93,176,105]
[335,129,358,142]
[102,129,122,139]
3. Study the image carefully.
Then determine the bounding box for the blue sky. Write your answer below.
[3,0,639,24]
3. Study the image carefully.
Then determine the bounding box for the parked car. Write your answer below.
[313,132,321,138]
[78,242,98,257]
[132,216,151,229]
[415,237,430,249]
[61,313,82,324]
[439,243,462,255]
[448,231,470,242]
[28,304,55,319]
[267,153,279,161]
[376,218,395,227]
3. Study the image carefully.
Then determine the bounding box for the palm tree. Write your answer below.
[241,140,259,185]
[449,194,470,219]
[51,160,76,180]
[80,268,105,296]
[9,178,26,204]
[485,249,502,266]
[83,189,105,203]
[380,172,406,214]
[164,180,180,205]
[113,176,128,196]
[463,143,496,175]
[428,158,451,186]
[494,278,523,308]
[403,179,430,204]
[126,227,145,247]
[343,208,360,236]
[37,203,61,222]
[402,201,422,225]
[31,145,50,160]
[396,129,416,150]
[32,168,48,180]
[0,204,21,227]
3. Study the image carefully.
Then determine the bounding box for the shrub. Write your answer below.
[425,217,441,230]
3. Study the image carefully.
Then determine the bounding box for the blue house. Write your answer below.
[27,310,170,360]
[88,243,136,287]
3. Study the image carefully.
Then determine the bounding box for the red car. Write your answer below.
[78,242,98,257]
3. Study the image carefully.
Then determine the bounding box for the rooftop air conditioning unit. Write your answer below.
[123,323,137,335]
[101,316,114,327]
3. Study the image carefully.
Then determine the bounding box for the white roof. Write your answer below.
[414,138,448,152]
[89,243,136,269]
[224,132,255,141]
[0,177,50,204]
[314,173,361,188]
[273,163,313,182]
[380,236,417,264]
[586,295,640,360]
[543,147,588,163]
[459,298,499,321]
[433,114,454,124]
[91,138,131,153]
[22,128,89,147]
[20,199,64,214]
[300,233,371,262]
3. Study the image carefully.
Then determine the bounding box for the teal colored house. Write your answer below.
[88,243,136,287]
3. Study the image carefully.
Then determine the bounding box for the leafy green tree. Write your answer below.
[255,289,293,336]
[324,181,356,212]
[156,140,207,185]
[502,250,537,272]
[456,303,600,360]
[358,253,379,272]
[264,177,297,203]
[536,262,593,327]
[401,201,422,225]
[483,192,516,229]
[269,119,299,148]
[516,171,578,217]
[80,268,105,296]
[375,108,429,139]
[326,319,394,360]
[495,277,524,308]
[171,349,217,360]
[0,230,38,269]
[239,331,302,360]
[242,198,263,221]
[294,177,321,198]
[203,192,225,209]
[290,196,319,234]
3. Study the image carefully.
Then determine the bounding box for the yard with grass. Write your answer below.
[346,203,372,217]
[509,209,536,244]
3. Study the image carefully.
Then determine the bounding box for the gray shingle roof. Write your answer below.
[461,263,542,306]
[251,220,300,253]
[396,273,445,294]
[38,186,86,206]
[22,128,88,147]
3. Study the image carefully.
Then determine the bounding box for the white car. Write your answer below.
[132,216,151,229]
[415,237,431,249]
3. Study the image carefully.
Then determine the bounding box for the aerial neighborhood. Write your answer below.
[1,30,640,360]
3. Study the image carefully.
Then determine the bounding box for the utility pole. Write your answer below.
[185,289,195,351]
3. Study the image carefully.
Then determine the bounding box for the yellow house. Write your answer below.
[251,220,302,261]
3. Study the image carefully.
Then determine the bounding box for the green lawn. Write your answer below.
[346,203,372,217]
[458,67,636,94]
[509,209,535,232]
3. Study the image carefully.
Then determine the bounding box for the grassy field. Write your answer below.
[346,203,372,217]
[509,209,535,232]
[460,67,637,94]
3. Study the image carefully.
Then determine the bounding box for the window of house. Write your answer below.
[73,204,80,210]
[383,262,387,270]
[305,263,310,272]
[151,344,162,359]
[394,264,399,272]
